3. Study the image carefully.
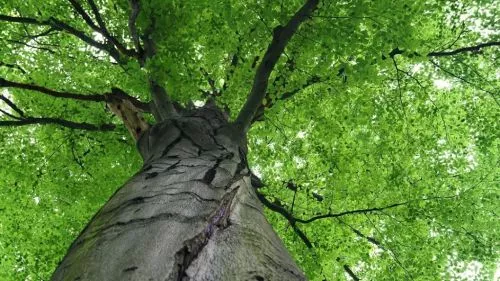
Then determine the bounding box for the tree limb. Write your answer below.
[86,0,137,58]
[0,117,115,131]
[428,41,500,57]
[148,80,176,121]
[0,77,150,111]
[0,77,108,101]
[337,219,384,249]
[255,191,313,248]
[128,0,143,55]
[0,95,25,117]
[233,0,319,135]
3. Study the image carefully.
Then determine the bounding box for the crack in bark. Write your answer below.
[123,266,138,272]
[202,158,222,185]
[170,187,239,280]
[77,211,205,247]
[100,189,220,218]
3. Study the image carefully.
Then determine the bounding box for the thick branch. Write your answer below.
[428,41,500,57]
[233,0,319,135]
[0,77,150,111]
[128,0,143,54]
[0,14,45,25]
[67,0,100,31]
[0,117,115,131]
[148,80,176,121]
[0,77,107,101]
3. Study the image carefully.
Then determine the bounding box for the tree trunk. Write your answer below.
[51,105,306,281]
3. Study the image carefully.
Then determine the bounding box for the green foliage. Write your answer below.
[0,0,498,280]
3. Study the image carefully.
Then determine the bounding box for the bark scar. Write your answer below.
[171,187,239,280]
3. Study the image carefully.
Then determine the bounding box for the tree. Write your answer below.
[0,0,498,280]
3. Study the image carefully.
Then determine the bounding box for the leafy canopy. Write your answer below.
[0,0,498,280]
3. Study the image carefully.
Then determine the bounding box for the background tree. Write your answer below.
[0,0,498,280]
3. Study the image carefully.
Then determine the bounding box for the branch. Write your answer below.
[0,77,107,101]
[0,95,25,117]
[295,194,458,224]
[48,17,121,61]
[255,191,313,248]
[428,60,499,106]
[338,219,384,249]
[128,0,143,54]
[0,14,121,61]
[67,0,100,31]
[343,264,360,281]
[0,61,27,74]
[0,77,150,111]
[295,202,409,224]
[0,117,115,131]
[148,80,176,121]
[386,41,499,59]
[233,0,319,135]
[0,14,45,25]
[86,0,137,58]
[0,109,20,120]
[253,74,322,122]
[428,41,500,57]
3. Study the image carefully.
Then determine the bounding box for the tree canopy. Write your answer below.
[0,0,498,280]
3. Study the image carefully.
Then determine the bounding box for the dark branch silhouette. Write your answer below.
[0,61,27,74]
[234,0,320,135]
[343,264,360,281]
[128,0,143,55]
[68,0,137,58]
[0,78,150,111]
[0,95,25,117]
[255,191,313,248]
[0,14,121,61]
[428,41,500,57]
[338,219,384,249]
[0,117,115,131]
[386,41,499,59]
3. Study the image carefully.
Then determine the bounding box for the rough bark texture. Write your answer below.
[52,104,306,281]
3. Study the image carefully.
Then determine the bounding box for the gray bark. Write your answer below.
[51,104,306,281]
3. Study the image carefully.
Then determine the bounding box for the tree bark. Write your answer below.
[51,104,306,281]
